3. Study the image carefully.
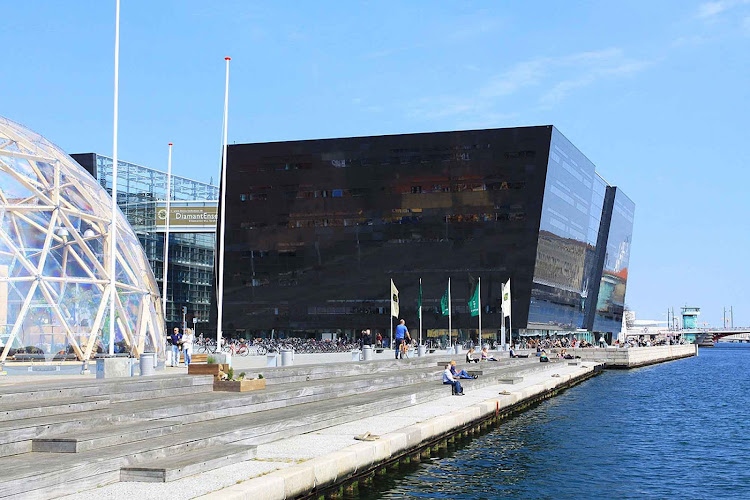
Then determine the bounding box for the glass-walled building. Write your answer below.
[214,126,634,343]
[71,153,217,332]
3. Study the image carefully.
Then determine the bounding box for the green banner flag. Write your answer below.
[468,282,480,317]
[417,278,423,319]
[440,283,450,316]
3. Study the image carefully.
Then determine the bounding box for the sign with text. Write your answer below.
[154,202,218,232]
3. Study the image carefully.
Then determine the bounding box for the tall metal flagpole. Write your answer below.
[508,278,513,348]
[448,277,452,349]
[109,0,120,356]
[216,56,231,350]
[478,277,481,346]
[161,143,173,318]
[418,277,422,346]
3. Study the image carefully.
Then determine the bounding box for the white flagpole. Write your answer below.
[161,143,173,318]
[448,277,452,349]
[508,278,513,348]
[419,277,422,346]
[216,56,231,350]
[390,289,393,349]
[501,281,506,350]
[478,277,482,347]
[109,0,120,356]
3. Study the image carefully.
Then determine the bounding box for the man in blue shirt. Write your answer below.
[170,327,182,367]
[395,319,408,359]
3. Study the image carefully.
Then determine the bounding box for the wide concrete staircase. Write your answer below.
[0,355,560,499]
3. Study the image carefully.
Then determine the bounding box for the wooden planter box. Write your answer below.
[213,378,266,392]
[187,363,227,378]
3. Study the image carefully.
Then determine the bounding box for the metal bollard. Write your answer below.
[266,353,278,367]
[280,349,294,366]
[351,350,361,362]
[362,345,373,360]
[139,352,155,376]
[418,345,426,357]
[454,344,462,355]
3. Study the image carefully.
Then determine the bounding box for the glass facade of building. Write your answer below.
[528,128,607,333]
[216,126,634,342]
[71,153,217,332]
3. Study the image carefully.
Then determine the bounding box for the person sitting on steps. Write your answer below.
[443,364,464,395]
[466,348,480,363]
[481,347,499,361]
[450,360,478,379]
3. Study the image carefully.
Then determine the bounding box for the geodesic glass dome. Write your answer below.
[0,116,165,363]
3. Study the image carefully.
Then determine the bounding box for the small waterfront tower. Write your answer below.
[681,306,700,329]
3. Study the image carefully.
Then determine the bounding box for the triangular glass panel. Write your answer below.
[59,183,93,212]
[0,168,38,202]
[0,154,42,187]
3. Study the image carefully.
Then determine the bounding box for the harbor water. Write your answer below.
[359,344,750,499]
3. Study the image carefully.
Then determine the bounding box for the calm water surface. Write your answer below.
[359,345,750,500]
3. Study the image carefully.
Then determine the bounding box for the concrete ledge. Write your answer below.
[197,363,601,500]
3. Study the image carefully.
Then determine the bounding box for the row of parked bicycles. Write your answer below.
[194,337,360,356]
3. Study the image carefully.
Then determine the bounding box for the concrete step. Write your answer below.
[115,368,443,422]
[0,397,109,423]
[33,419,182,453]
[120,444,255,482]
[259,355,446,385]
[0,409,122,458]
[0,375,214,405]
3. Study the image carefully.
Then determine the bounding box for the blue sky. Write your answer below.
[2,1,748,327]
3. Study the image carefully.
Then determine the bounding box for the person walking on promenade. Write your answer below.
[395,319,408,359]
[376,332,382,348]
[170,327,182,367]
[363,329,372,347]
[182,328,195,366]
[443,364,464,395]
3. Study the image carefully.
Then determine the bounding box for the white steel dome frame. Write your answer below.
[0,116,165,362]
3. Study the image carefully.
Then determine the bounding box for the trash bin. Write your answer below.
[362,345,373,361]
[266,353,278,367]
[280,349,294,366]
[454,345,462,355]
[418,345,426,357]
[139,352,155,377]
[351,350,361,362]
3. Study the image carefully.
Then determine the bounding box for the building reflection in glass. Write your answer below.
[216,126,634,342]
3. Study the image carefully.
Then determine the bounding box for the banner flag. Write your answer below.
[390,279,399,317]
[502,279,511,318]
[468,282,480,317]
[440,282,450,316]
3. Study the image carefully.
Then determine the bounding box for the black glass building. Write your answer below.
[214,126,634,343]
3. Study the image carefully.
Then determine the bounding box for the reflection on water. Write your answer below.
[354,345,750,499]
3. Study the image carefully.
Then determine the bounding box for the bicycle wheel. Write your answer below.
[257,346,267,355]
[238,345,249,357]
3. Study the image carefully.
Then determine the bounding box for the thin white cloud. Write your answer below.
[697,0,750,18]
[407,47,651,123]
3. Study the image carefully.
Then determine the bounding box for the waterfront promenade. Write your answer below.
[0,345,696,500]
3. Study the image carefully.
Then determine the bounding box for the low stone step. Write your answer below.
[33,419,182,453]
[0,374,214,405]
[0,397,109,422]
[497,377,524,384]
[120,444,255,482]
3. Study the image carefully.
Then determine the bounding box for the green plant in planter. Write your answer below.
[227,366,235,381]
[206,355,216,364]
[258,373,264,379]
[238,372,246,380]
